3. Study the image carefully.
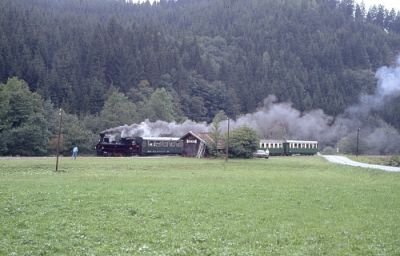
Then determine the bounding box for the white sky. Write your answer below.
[357,0,400,11]
[129,0,400,11]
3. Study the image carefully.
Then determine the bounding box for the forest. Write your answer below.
[1,0,400,155]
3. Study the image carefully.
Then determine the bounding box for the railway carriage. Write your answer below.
[136,137,183,155]
[259,139,318,156]
[259,140,285,156]
[284,140,318,155]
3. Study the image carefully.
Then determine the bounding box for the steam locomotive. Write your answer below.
[95,133,183,156]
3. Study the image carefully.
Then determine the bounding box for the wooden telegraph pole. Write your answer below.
[55,108,62,172]
[225,118,230,162]
[356,127,360,157]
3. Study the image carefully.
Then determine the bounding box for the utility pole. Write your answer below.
[356,127,360,157]
[225,118,230,162]
[55,108,62,172]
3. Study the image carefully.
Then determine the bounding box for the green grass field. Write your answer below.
[347,155,400,167]
[1,156,400,255]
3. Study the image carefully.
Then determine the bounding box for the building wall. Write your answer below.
[182,134,201,157]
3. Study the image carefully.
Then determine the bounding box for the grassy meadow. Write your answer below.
[347,155,400,167]
[1,156,400,255]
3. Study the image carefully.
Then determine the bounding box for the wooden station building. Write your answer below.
[180,131,225,158]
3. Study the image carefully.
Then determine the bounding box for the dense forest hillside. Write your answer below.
[1,0,400,155]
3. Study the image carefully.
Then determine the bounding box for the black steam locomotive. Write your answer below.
[95,133,183,156]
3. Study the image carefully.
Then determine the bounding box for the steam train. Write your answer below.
[259,139,319,156]
[95,132,319,157]
[95,133,183,156]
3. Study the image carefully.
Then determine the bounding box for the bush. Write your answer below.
[322,146,336,155]
[227,126,258,158]
[388,155,400,167]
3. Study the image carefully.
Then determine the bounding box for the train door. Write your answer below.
[283,142,291,156]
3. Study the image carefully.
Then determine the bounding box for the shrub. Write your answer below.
[388,155,400,167]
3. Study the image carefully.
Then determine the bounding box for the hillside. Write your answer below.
[1,0,400,155]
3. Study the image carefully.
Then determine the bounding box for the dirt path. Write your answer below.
[321,155,400,172]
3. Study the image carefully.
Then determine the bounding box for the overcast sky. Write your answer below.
[129,0,400,11]
[357,0,400,10]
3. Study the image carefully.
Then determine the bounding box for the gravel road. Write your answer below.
[321,155,400,172]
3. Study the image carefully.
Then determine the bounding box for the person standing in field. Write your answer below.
[72,146,79,160]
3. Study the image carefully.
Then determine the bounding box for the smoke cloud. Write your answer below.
[102,119,209,138]
[103,57,400,154]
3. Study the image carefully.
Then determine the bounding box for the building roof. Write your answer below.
[141,137,181,141]
[180,131,225,149]
[260,139,285,144]
[285,140,318,144]
[260,139,318,144]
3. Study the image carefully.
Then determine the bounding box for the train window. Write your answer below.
[162,141,169,147]
[148,141,154,147]
[169,141,175,147]
[176,141,183,147]
[155,141,162,147]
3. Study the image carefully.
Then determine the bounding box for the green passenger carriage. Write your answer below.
[284,140,318,155]
[136,137,183,155]
[259,139,318,156]
[259,140,285,156]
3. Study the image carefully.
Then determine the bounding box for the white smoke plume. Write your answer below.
[102,119,209,138]
[102,56,400,154]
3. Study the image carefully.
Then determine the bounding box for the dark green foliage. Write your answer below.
[59,112,97,155]
[0,80,99,156]
[99,90,139,130]
[0,0,400,127]
[144,88,183,122]
[228,126,259,158]
[0,78,50,155]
